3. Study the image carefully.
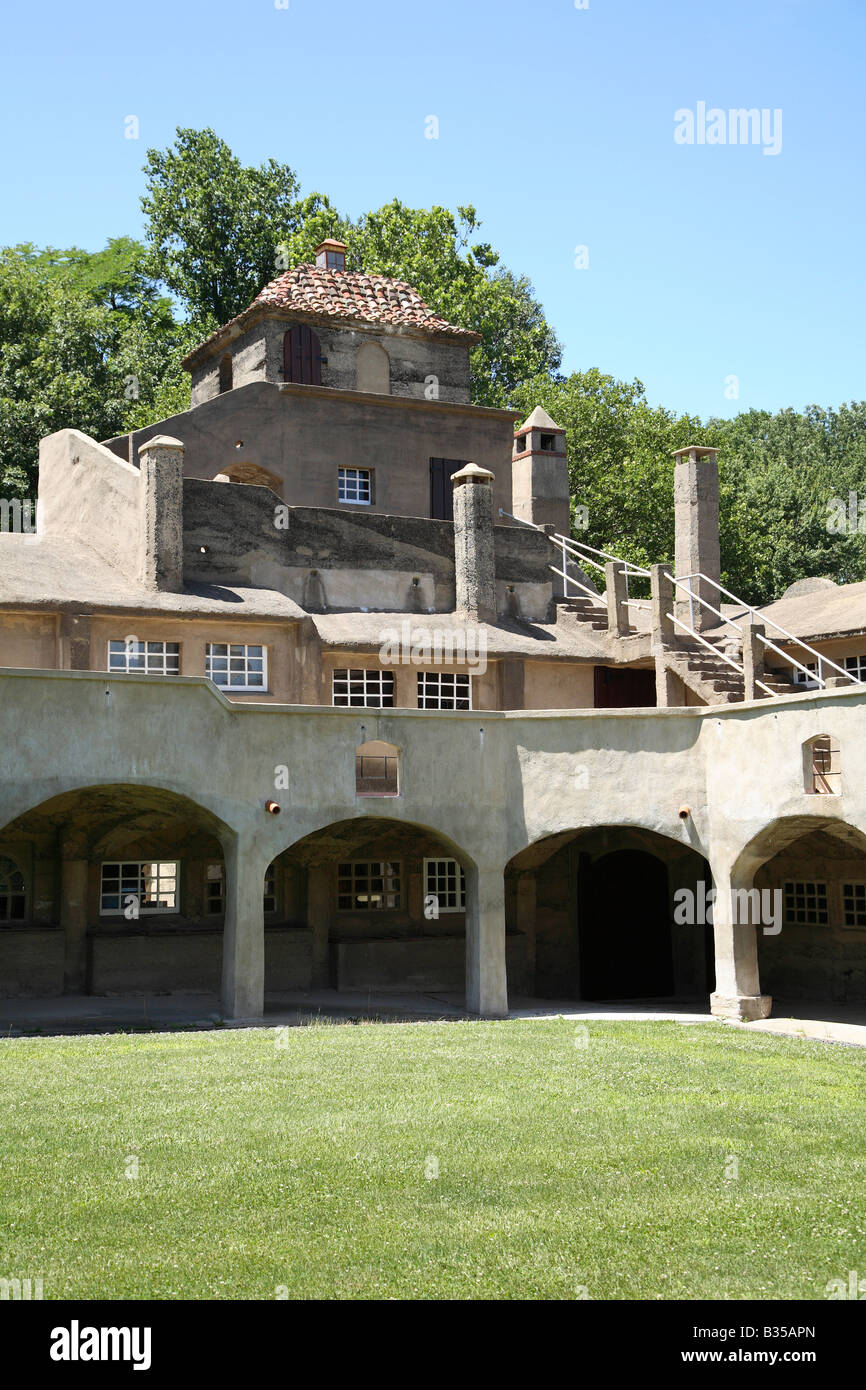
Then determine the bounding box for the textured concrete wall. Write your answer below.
[38,430,141,580]
[104,382,515,520]
[191,319,471,405]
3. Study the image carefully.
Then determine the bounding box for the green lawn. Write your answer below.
[1,1017,864,1299]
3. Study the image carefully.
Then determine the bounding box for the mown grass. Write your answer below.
[1,1017,864,1299]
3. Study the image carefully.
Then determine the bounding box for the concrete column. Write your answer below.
[673,445,721,632]
[605,561,629,636]
[61,858,89,994]
[742,622,766,701]
[650,564,676,647]
[709,868,772,1021]
[510,407,570,537]
[138,435,185,592]
[465,865,508,1017]
[515,872,537,993]
[307,865,331,988]
[452,463,496,624]
[655,658,686,708]
[221,835,266,1018]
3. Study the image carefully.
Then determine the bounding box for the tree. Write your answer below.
[140,128,302,327]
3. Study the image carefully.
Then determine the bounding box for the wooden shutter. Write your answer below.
[283,326,323,385]
[430,458,466,521]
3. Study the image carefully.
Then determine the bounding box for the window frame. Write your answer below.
[337,861,402,912]
[842,882,866,929]
[108,639,180,676]
[783,879,829,927]
[423,857,466,914]
[0,856,26,923]
[205,642,268,693]
[417,671,473,711]
[332,668,395,708]
[338,466,373,506]
[100,861,180,917]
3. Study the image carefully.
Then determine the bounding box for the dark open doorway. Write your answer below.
[578,848,674,998]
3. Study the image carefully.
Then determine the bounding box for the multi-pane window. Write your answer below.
[205,643,267,691]
[264,864,277,914]
[424,858,466,913]
[333,668,395,707]
[205,862,224,914]
[100,861,178,916]
[843,883,866,928]
[783,880,829,927]
[337,861,401,911]
[204,862,277,914]
[793,662,820,688]
[0,857,25,922]
[108,640,180,675]
[338,467,372,504]
[417,672,472,710]
[844,655,866,682]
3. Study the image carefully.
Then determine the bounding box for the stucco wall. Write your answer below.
[104,382,515,520]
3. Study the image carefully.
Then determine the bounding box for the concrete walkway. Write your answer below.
[1,991,865,1047]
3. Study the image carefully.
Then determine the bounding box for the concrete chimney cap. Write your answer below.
[672,443,718,460]
[138,435,185,454]
[451,461,495,485]
[517,405,564,433]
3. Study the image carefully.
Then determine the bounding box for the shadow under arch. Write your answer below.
[263,814,480,1002]
[729,813,866,1008]
[505,823,713,1004]
[0,782,237,1000]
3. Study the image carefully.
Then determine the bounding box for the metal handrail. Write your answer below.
[671,570,862,689]
[553,531,651,577]
[667,612,775,698]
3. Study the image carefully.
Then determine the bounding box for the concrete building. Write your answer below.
[2,240,866,1024]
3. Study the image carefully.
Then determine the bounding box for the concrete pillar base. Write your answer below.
[711,991,772,1022]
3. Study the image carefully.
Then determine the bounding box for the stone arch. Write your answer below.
[263,815,479,1003]
[0,783,236,1001]
[356,340,390,394]
[505,824,712,1002]
[212,461,284,491]
[728,814,866,1007]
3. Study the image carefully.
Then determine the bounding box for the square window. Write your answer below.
[100,861,179,916]
[417,672,472,711]
[332,668,395,708]
[338,468,372,505]
[424,858,466,913]
[783,880,829,927]
[108,639,179,676]
[843,882,866,929]
[336,861,401,911]
[206,643,267,692]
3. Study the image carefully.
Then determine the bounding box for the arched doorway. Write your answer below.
[264,816,491,1003]
[578,849,673,999]
[506,826,711,1003]
[0,784,231,999]
[731,815,866,1009]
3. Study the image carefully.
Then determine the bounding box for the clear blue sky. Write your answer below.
[1,0,863,420]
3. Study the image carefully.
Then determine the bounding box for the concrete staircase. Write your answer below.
[555,595,608,632]
[665,638,798,704]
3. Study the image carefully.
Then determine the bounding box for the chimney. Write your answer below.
[452,462,496,623]
[138,435,185,591]
[672,444,721,632]
[511,406,570,536]
[314,239,347,272]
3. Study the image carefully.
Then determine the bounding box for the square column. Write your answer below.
[306,865,331,988]
[221,836,266,1019]
[465,866,508,1017]
[61,858,89,994]
[709,870,772,1021]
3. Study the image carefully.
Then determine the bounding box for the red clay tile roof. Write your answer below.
[182,262,481,367]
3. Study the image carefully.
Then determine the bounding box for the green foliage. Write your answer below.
[140,127,302,328]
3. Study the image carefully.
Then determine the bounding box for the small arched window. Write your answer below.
[356,341,390,394]
[0,856,26,921]
[804,734,841,794]
[355,740,399,797]
[283,325,323,386]
[218,353,233,393]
